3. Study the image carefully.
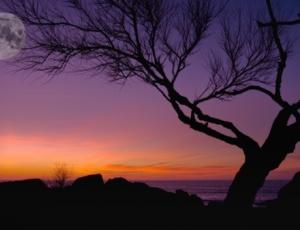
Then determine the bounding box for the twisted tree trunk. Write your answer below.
[225,109,300,208]
[224,159,270,208]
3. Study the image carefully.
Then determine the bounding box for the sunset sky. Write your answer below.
[1,0,300,181]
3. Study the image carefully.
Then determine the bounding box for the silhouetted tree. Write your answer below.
[2,0,300,207]
[51,163,71,188]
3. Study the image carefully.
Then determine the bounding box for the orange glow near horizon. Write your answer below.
[1,133,299,181]
[0,133,240,181]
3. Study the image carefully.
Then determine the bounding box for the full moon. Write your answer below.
[0,12,25,60]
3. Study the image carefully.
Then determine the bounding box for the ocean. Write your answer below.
[142,180,289,204]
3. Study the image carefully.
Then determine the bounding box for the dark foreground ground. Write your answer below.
[1,174,300,230]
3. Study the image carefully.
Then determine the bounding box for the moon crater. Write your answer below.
[0,12,25,60]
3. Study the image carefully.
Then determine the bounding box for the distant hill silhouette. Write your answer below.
[1,173,300,229]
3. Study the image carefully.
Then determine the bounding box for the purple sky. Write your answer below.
[0,0,300,180]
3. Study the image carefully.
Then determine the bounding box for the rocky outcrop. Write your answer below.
[278,172,300,199]
[0,179,48,203]
[71,174,104,190]
[105,177,131,188]
[104,177,203,205]
[0,174,203,207]
[274,171,300,207]
[265,171,300,208]
[0,179,47,192]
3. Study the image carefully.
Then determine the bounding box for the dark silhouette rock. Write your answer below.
[0,178,47,192]
[278,171,300,199]
[2,174,300,229]
[104,177,204,206]
[104,177,149,203]
[0,179,47,204]
[176,189,189,197]
[176,189,203,205]
[271,171,300,207]
[71,174,104,191]
[176,189,192,202]
[105,177,131,188]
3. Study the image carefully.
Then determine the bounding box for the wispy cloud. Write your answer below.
[97,163,237,180]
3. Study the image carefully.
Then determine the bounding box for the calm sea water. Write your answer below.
[142,180,289,204]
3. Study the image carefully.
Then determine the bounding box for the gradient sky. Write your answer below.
[1,0,300,181]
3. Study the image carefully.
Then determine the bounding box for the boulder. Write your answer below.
[176,189,203,205]
[269,171,300,208]
[71,174,104,191]
[0,179,47,192]
[176,189,190,197]
[0,179,47,204]
[105,177,131,189]
[278,171,300,199]
[104,177,203,206]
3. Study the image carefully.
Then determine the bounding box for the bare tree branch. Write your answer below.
[265,0,287,100]
[196,9,278,105]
